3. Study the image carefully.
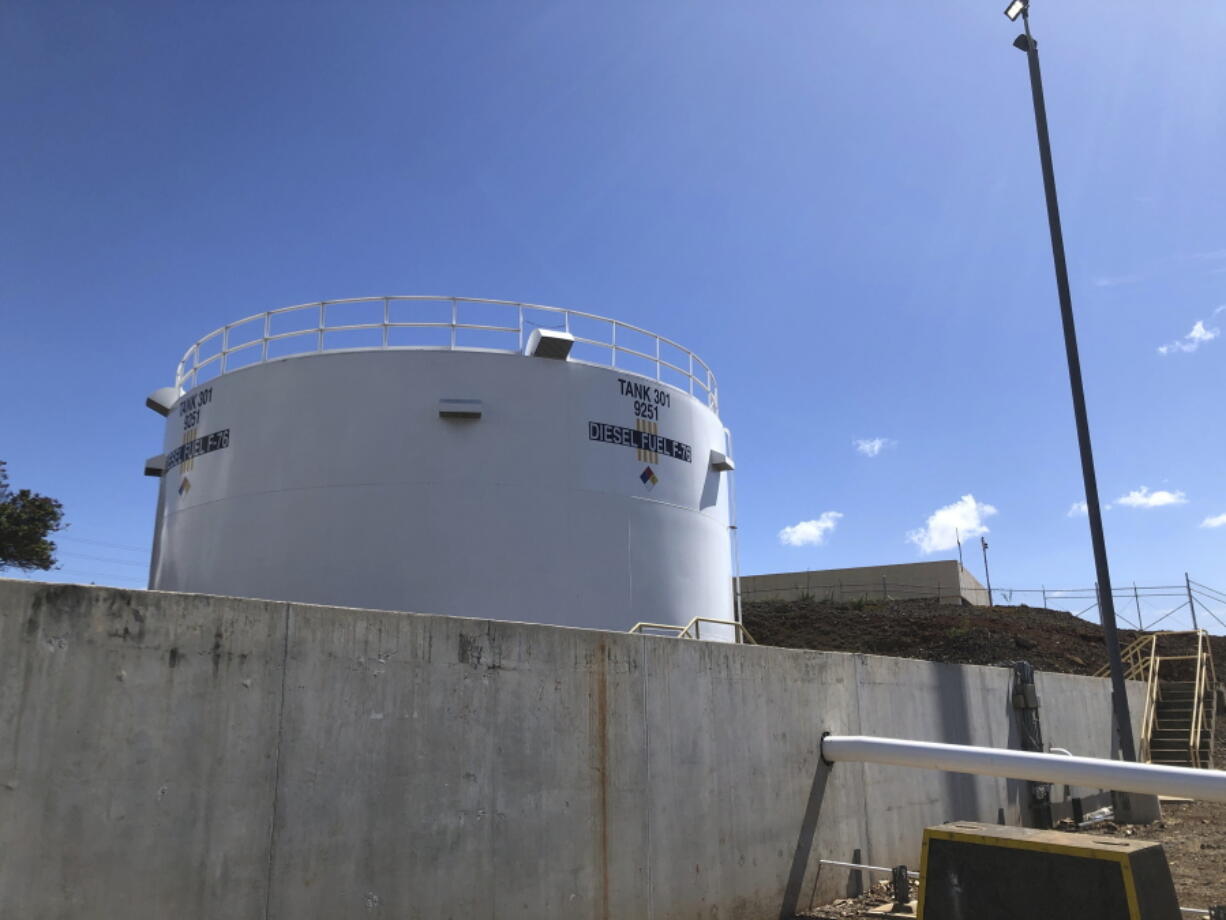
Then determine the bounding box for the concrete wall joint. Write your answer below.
[262,604,292,920]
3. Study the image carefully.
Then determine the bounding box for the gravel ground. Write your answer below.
[1073,715,1226,910]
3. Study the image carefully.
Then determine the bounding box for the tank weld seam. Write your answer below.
[161,482,718,517]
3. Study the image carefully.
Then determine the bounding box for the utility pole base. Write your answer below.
[1112,789,1162,825]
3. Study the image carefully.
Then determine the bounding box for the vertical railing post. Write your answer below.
[450,298,458,349]
[1133,582,1143,631]
[517,304,524,353]
[382,298,390,347]
[317,303,325,353]
[221,326,230,373]
[262,312,271,362]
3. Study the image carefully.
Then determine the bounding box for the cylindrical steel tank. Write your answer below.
[145,296,736,634]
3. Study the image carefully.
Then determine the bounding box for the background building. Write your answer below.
[740,559,989,606]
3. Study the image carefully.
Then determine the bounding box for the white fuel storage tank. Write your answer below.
[145,296,737,634]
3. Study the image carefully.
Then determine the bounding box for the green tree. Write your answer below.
[0,461,65,572]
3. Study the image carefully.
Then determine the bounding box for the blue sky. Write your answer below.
[3,0,1224,630]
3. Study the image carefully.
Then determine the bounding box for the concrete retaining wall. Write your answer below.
[0,579,1142,919]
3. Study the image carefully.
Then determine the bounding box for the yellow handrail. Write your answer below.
[1092,630,1206,679]
[1190,631,1206,768]
[1139,636,1160,763]
[629,616,756,645]
[1091,631,1216,768]
[1208,643,1219,770]
[1094,633,1152,680]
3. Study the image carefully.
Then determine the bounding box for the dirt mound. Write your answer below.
[741,596,1226,677]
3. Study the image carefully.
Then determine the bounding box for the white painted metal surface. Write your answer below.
[174,295,718,410]
[821,734,1226,803]
[149,299,734,633]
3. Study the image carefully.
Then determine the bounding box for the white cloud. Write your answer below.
[1158,316,1220,355]
[1069,499,1116,515]
[1115,486,1188,509]
[778,512,843,547]
[1201,513,1226,529]
[1093,273,1144,288]
[906,494,997,555]
[854,437,895,458]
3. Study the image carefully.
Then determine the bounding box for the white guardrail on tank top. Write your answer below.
[174,296,719,411]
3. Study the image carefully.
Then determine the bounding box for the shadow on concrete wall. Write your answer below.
[1002,672,1025,824]
[777,761,831,920]
[934,663,980,822]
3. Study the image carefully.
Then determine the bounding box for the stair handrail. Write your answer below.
[678,617,758,644]
[628,617,756,645]
[1189,630,1208,768]
[1095,632,1155,680]
[1091,630,1214,768]
[1208,639,1218,770]
[1140,635,1160,763]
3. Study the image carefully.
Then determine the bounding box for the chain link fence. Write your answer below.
[740,574,1226,634]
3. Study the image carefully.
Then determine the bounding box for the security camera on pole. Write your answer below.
[980,536,993,607]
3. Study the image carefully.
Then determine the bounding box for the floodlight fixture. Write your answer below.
[1004,0,1027,21]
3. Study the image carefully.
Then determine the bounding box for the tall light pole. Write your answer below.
[1004,0,1137,763]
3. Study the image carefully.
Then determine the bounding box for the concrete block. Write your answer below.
[918,822,1180,920]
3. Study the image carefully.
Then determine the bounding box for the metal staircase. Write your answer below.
[1149,679,1214,768]
[1094,631,1217,768]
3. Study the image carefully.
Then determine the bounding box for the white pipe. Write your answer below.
[818,859,919,879]
[820,734,1226,804]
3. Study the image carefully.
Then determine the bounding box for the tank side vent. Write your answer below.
[438,399,484,420]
